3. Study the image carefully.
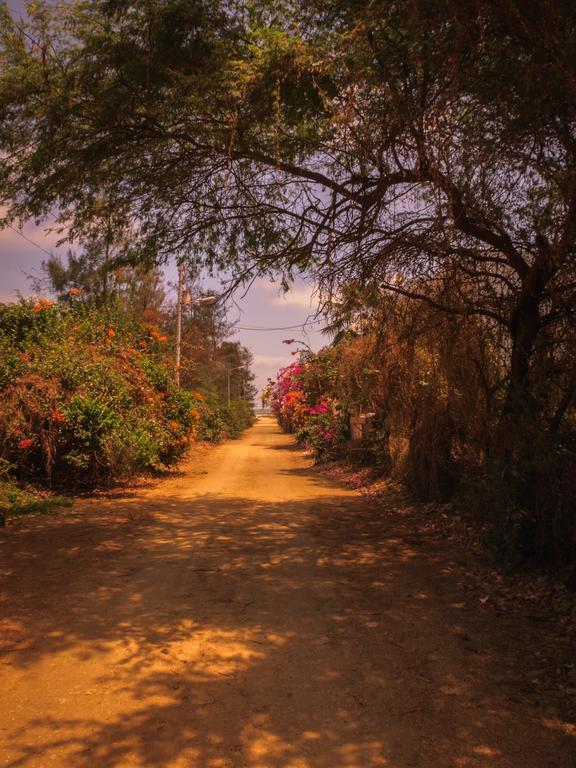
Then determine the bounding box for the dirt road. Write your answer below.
[0,416,574,767]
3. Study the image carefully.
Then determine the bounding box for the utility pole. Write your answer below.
[175,262,184,387]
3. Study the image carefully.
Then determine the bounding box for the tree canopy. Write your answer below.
[1,0,575,414]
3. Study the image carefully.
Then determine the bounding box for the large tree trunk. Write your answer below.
[505,297,541,415]
[504,249,553,417]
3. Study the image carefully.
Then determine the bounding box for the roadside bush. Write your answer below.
[0,299,205,486]
[221,398,255,438]
[266,363,347,460]
[194,396,254,441]
[267,296,576,573]
[297,410,348,461]
[195,398,227,442]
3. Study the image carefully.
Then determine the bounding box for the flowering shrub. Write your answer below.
[267,362,347,460]
[296,406,347,460]
[0,299,211,486]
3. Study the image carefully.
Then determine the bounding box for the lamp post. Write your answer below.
[227,365,244,406]
[174,262,217,386]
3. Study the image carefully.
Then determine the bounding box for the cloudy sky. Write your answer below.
[0,219,327,398]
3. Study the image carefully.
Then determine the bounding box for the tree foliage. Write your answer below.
[0,0,575,425]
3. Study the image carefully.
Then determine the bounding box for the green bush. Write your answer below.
[0,298,255,491]
[0,299,202,486]
[193,396,254,441]
[195,403,226,442]
[220,398,255,438]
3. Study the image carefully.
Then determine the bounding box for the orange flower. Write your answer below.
[158,335,168,343]
[69,287,81,296]
[33,302,42,312]
[108,329,115,338]
[170,421,179,431]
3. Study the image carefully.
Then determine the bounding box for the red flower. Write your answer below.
[51,409,66,423]
[18,438,33,450]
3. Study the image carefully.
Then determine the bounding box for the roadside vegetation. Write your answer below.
[0,257,256,518]
[265,300,576,577]
[0,473,72,526]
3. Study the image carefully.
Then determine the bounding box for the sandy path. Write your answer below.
[0,416,573,767]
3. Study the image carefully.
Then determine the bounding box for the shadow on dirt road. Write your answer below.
[0,418,574,767]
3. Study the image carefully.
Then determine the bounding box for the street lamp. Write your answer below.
[175,261,217,386]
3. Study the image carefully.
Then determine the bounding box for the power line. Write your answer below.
[4,227,325,332]
[7,224,55,258]
[235,320,324,331]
